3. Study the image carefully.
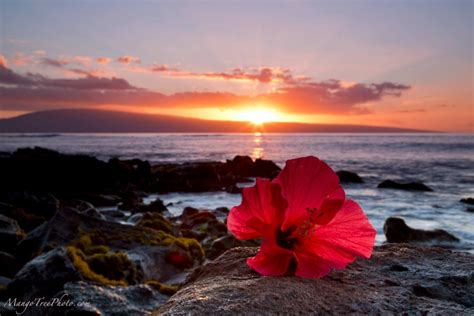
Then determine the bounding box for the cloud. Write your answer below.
[0,64,410,115]
[40,57,70,67]
[96,57,112,65]
[0,64,137,90]
[150,66,310,85]
[0,54,7,67]
[39,56,92,68]
[117,55,141,65]
[12,53,35,66]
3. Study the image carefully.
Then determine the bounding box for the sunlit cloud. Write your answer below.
[0,63,410,117]
[116,55,141,65]
[96,57,112,65]
[0,54,7,67]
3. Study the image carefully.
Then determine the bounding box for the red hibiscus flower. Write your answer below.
[227,156,376,278]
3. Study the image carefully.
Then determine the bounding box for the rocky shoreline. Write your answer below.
[0,147,472,315]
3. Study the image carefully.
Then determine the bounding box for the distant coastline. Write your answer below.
[0,109,432,133]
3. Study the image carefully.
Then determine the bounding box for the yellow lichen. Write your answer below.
[145,280,178,295]
[66,246,128,286]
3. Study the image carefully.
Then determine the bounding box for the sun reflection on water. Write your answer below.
[251,132,264,159]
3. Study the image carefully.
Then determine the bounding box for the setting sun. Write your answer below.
[235,108,281,125]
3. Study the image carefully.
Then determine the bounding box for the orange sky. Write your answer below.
[0,1,472,132]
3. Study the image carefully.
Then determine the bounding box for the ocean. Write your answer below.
[1,133,473,251]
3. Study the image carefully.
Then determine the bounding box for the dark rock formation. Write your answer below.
[460,198,474,205]
[47,281,170,316]
[0,147,154,194]
[0,215,24,252]
[336,170,364,183]
[384,217,459,244]
[378,180,433,192]
[0,251,21,278]
[152,155,280,193]
[226,155,280,178]
[133,198,168,214]
[156,245,474,315]
[7,247,82,301]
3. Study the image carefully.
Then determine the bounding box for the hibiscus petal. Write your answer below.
[294,252,337,278]
[247,239,293,276]
[227,178,287,240]
[298,199,376,270]
[273,156,344,231]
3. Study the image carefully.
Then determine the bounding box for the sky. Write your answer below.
[0,0,472,132]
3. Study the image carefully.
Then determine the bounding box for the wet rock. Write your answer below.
[47,281,169,316]
[0,276,11,287]
[0,202,46,232]
[466,208,474,213]
[127,213,144,224]
[151,156,280,193]
[225,184,241,194]
[0,215,24,252]
[206,235,260,260]
[384,217,459,244]
[336,170,364,183]
[211,207,230,220]
[226,155,280,178]
[378,180,433,192]
[16,207,204,288]
[0,191,60,219]
[83,208,106,220]
[460,197,474,205]
[156,244,474,315]
[134,198,167,214]
[7,247,82,301]
[153,162,223,193]
[101,209,127,219]
[0,251,21,278]
[74,193,121,207]
[118,191,143,211]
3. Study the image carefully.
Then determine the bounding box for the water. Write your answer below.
[1,133,473,251]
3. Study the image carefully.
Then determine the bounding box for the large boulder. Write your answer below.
[7,247,82,301]
[384,217,459,244]
[378,180,433,192]
[156,245,474,315]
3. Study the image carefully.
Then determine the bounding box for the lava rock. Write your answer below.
[384,217,459,244]
[336,170,364,183]
[156,244,474,315]
[378,180,433,192]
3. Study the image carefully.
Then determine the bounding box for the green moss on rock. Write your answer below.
[137,213,174,235]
